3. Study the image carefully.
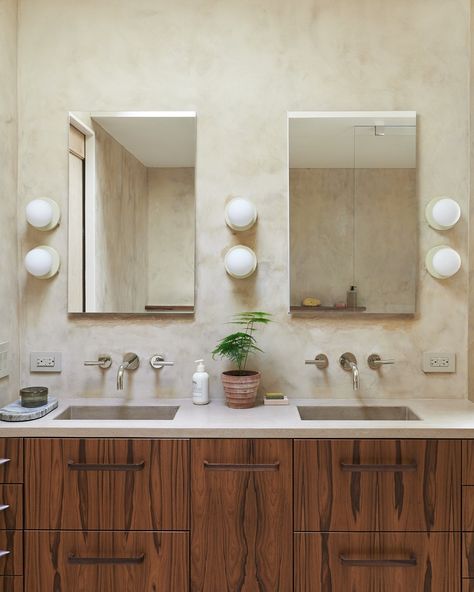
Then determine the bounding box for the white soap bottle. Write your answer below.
[192,359,209,405]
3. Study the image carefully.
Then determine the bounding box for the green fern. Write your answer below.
[212,312,272,372]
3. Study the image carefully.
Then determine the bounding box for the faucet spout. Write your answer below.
[116,353,140,391]
[339,352,360,391]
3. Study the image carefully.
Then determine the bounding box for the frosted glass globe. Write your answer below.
[26,198,60,230]
[426,197,461,230]
[224,246,257,278]
[24,246,60,278]
[225,198,257,231]
[426,246,461,279]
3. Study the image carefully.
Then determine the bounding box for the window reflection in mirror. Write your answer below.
[289,111,416,316]
[68,111,196,314]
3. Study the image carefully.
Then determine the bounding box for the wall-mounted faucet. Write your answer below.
[339,352,360,391]
[117,352,139,390]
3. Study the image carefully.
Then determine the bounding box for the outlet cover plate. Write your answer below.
[422,352,455,373]
[30,352,62,373]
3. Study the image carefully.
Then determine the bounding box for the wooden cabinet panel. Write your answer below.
[295,532,459,592]
[0,532,22,577]
[0,441,22,484]
[463,581,474,592]
[26,531,188,592]
[295,439,461,532]
[462,532,474,577]
[0,487,22,531]
[463,441,474,484]
[191,439,292,592]
[25,438,189,530]
[0,578,22,592]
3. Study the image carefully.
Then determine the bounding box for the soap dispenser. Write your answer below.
[192,360,209,405]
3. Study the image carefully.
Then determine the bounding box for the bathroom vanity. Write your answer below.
[0,398,472,592]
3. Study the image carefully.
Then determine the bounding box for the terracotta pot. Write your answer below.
[221,371,261,409]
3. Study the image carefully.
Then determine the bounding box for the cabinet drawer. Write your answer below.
[26,531,188,592]
[0,441,22,484]
[0,532,22,577]
[25,438,189,530]
[463,581,474,592]
[295,439,460,531]
[463,441,474,484]
[0,487,22,530]
[0,578,22,592]
[295,532,459,592]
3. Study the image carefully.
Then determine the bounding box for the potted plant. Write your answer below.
[212,311,272,408]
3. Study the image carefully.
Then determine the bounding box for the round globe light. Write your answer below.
[24,246,60,279]
[225,197,257,231]
[425,245,461,279]
[224,245,257,279]
[425,197,461,230]
[26,198,61,231]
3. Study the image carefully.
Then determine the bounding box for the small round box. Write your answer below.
[20,386,48,408]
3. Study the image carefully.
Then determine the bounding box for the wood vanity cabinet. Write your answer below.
[190,439,293,592]
[24,438,190,592]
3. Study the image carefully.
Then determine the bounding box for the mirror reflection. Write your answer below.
[289,111,417,315]
[68,111,196,314]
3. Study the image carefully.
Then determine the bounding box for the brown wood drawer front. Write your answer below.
[26,531,188,592]
[0,487,22,531]
[0,532,22,577]
[0,441,22,484]
[191,439,293,592]
[463,441,474,484]
[0,578,22,592]
[25,438,189,530]
[295,532,459,592]
[295,439,461,532]
[463,581,474,592]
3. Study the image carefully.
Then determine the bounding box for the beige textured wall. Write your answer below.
[147,167,195,307]
[94,123,148,313]
[17,0,469,400]
[0,0,18,405]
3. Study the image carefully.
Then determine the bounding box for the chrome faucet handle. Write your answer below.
[84,354,112,369]
[305,354,329,369]
[150,354,175,369]
[339,352,357,370]
[368,354,395,370]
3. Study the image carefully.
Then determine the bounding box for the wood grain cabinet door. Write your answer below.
[191,439,292,592]
[25,531,189,592]
[0,441,22,484]
[25,438,189,530]
[295,439,461,532]
[0,578,22,592]
[295,532,460,592]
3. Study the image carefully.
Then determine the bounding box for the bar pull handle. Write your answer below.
[0,505,10,513]
[203,461,280,472]
[67,460,145,472]
[0,459,11,467]
[340,554,417,568]
[340,462,417,473]
[68,553,145,565]
[0,551,10,559]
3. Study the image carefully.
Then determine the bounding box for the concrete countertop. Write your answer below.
[1,397,474,437]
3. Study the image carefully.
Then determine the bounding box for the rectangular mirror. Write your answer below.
[68,111,196,314]
[289,111,417,316]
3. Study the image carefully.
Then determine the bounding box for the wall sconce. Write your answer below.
[224,245,257,278]
[425,245,461,279]
[225,197,257,231]
[24,246,60,279]
[425,197,461,230]
[26,198,61,231]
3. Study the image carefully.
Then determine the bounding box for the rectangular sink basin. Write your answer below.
[298,406,420,421]
[54,405,179,421]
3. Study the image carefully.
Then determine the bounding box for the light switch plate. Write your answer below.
[30,352,62,373]
[0,343,9,380]
[422,352,456,373]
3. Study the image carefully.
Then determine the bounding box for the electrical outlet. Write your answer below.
[30,352,62,373]
[0,343,9,380]
[422,352,456,373]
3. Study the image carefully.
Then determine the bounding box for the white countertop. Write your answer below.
[1,397,474,437]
